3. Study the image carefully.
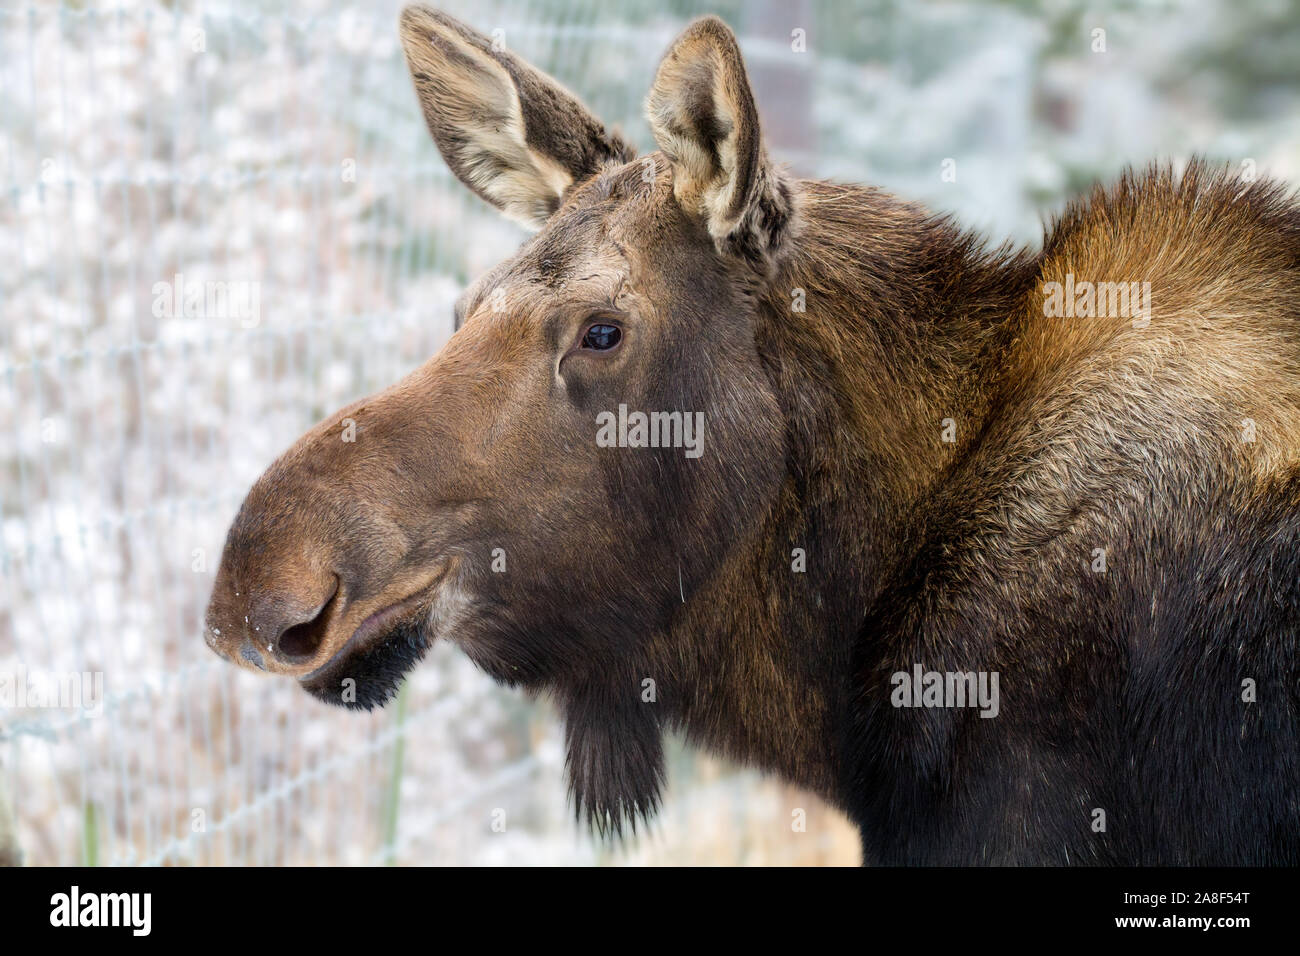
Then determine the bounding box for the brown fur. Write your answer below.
[205,8,1300,863]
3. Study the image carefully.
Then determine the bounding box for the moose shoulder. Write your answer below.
[204,7,1300,865]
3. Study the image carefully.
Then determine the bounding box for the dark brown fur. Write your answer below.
[205,8,1300,863]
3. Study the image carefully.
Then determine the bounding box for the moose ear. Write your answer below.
[399,5,634,229]
[646,16,794,269]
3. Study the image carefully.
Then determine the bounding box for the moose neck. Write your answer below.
[658,180,1039,804]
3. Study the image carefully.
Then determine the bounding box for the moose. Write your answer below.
[205,6,1300,865]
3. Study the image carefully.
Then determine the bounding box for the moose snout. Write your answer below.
[202,342,482,685]
[205,562,343,676]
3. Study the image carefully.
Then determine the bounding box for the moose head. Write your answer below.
[205,8,838,830]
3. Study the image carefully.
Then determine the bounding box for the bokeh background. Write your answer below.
[1,0,1297,866]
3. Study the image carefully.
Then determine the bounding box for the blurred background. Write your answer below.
[1,0,1297,866]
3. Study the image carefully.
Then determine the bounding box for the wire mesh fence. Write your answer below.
[3,0,1296,866]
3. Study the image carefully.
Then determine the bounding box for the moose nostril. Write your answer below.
[276,616,328,662]
[272,577,340,663]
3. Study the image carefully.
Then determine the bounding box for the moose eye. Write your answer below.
[580,323,622,351]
